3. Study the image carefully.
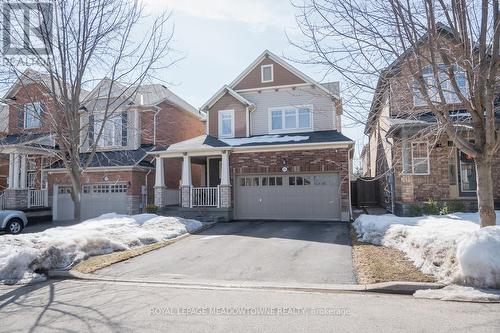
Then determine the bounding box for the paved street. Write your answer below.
[0,279,499,333]
[97,221,355,284]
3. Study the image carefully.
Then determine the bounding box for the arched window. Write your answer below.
[413,64,468,106]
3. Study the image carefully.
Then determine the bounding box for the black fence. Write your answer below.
[351,178,379,207]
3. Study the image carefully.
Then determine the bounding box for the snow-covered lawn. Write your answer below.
[0,214,203,285]
[353,212,500,289]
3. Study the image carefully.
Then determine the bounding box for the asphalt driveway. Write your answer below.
[96,221,356,284]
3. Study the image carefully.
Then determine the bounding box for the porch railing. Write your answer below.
[0,192,4,210]
[191,186,219,207]
[28,189,48,208]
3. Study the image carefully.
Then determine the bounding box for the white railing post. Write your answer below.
[190,186,193,208]
[217,185,220,208]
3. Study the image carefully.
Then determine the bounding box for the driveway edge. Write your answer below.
[47,270,444,295]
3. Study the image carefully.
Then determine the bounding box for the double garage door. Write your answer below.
[235,173,341,220]
[54,184,129,221]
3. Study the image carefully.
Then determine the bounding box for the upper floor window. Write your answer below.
[218,110,234,138]
[261,64,274,83]
[269,106,312,133]
[24,102,44,128]
[94,113,123,147]
[413,64,468,106]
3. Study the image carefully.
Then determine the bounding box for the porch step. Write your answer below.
[22,207,52,223]
[158,206,231,223]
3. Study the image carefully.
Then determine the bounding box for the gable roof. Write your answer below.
[229,50,339,98]
[200,85,255,112]
[364,24,462,135]
[83,78,203,119]
[201,50,340,113]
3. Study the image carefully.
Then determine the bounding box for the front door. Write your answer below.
[458,151,477,196]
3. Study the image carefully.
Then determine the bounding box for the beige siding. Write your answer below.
[240,86,336,136]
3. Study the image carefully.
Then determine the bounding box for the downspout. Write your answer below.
[144,168,152,209]
[153,106,161,146]
[245,106,250,137]
[385,132,396,213]
[348,145,354,220]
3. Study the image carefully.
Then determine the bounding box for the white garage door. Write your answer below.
[235,173,341,220]
[54,184,129,221]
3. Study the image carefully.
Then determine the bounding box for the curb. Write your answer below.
[47,270,444,295]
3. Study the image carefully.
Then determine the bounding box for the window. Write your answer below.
[24,102,43,128]
[218,110,234,138]
[269,106,312,132]
[403,141,430,174]
[94,113,122,147]
[413,64,468,106]
[261,64,274,83]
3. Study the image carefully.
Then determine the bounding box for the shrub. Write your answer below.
[423,199,441,215]
[145,204,158,214]
[440,202,450,215]
[408,204,422,217]
[447,201,467,213]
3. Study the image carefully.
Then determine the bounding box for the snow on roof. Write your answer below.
[220,135,309,146]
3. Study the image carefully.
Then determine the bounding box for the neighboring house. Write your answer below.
[363,27,500,215]
[0,71,205,220]
[152,50,354,221]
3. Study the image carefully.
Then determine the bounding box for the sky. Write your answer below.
[143,0,367,165]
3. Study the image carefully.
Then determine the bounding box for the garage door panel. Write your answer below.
[55,184,129,221]
[235,174,341,220]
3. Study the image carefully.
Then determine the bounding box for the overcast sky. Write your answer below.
[143,0,366,163]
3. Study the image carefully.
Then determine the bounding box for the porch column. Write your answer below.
[4,153,29,209]
[154,156,167,208]
[20,155,27,189]
[8,153,14,188]
[12,153,20,189]
[219,150,231,208]
[180,154,192,208]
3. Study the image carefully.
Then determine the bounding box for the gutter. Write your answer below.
[348,145,354,220]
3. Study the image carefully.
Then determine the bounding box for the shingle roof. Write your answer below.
[50,145,155,169]
[0,133,51,146]
[156,130,353,154]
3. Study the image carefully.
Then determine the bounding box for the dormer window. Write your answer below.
[218,110,235,138]
[261,64,274,83]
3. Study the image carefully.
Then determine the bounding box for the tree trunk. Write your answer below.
[69,165,82,222]
[475,157,496,227]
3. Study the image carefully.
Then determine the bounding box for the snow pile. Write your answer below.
[353,212,500,288]
[414,285,500,302]
[0,214,203,285]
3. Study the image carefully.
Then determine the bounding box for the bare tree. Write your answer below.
[291,0,499,227]
[1,0,176,220]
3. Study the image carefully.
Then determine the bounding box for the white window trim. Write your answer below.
[94,112,122,148]
[406,141,430,175]
[261,64,274,83]
[413,64,468,107]
[218,109,235,138]
[24,102,42,129]
[267,105,314,134]
[459,152,477,193]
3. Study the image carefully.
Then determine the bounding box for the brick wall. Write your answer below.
[141,101,205,147]
[208,92,247,138]
[229,148,351,203]
[6,83,58,135]
[392,135,500,203]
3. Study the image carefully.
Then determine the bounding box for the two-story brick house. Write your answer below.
[0,71,205,222]
[152,50,354,221]
[363,29,500,215]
